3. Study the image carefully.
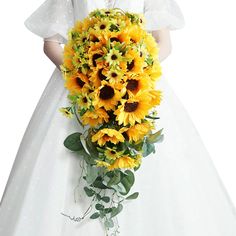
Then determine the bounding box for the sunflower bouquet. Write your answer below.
[59,8,164,235]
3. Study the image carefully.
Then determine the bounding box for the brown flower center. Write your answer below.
[127,60,135,71]
[100,24,106,30]
[110,150,116,155]
[111,54,118,60]
[110,37,120,43]
[76,77,85,88]
[126,79,139,91]
[90,35,99,42]
[99,85,115,100]
[111,72,118,78]
[98,68,107,80]
[92,53,102,67]
[124,102,139,112]
[82,37,87,42]
[82,97,88,103]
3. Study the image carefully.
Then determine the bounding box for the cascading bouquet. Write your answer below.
[59,8,164,235]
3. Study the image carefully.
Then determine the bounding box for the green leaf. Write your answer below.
[126,192,139,200]
[86,165,99,185]
[101,196,110,203]
[104,208,112,214]
[107,172,121,187]
[93,177,109,189]
[64,132,83,151]
[119,170,135,195]
[84,187,95,197]
[147,129,164,144]
[110,204,123,218]
[95,203,104,210]
[142,140,155,157]
[96,193,102,201]
[76,149,95,165]
[104,218,114,228]
[90,212,100,219]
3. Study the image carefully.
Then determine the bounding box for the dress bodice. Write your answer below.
[72,0,145,22]
[24,0,185,44]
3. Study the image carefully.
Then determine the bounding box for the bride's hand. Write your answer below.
[43,38,63,71]
[152,28,172,62]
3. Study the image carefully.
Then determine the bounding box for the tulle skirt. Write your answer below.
[1,68,236,236]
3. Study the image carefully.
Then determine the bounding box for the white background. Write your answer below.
[0,0,236,206]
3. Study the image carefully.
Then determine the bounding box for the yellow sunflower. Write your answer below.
[144,33,159,59]
[91,128,125,146]
[144,62,162,82]
[93,81,121,111]
[114,91,152,126]
[120,122,153,142]
[81,108,109,127]
[64,73,89,95]
[89,66,108,88]
[149,90,162,106]
[107,156,137,170]
[62,43,75,71]
[88,48,105,69]
[125,74,152,95]
[126,24,145,44]
[125,49,145,74]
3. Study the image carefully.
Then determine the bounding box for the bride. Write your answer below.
[1,0,236,235]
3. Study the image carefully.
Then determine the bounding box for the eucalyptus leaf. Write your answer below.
[110,204,123,218]
[84,187,95,197]
[147,129,164,144]
[119,170,135,195]
[93,177,109,189]
[95,203,104,210]
[107,172,121,187]
[64,132,83,151]
[104,218,114,228]
[126,192,139,200]
[90,212,100,219]
[142,140,155,157]
[101,196,110,203]
[86,165,99,185]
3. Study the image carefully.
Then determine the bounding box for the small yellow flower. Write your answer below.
[104,148,124,160]
[95,160,111,168]
[92,128,125,146]
[59,107,73,118]
[105,48,124,67]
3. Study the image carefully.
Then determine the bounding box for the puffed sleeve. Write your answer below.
[144,0,185,31]
[24,0,75,44]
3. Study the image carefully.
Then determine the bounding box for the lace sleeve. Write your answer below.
[144,0,185,31]
[24,0,75,44]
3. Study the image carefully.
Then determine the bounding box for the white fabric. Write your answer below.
[23,0,185,44]
[24,0,74,44]
[144,0,185,31]
[1,0,236,235]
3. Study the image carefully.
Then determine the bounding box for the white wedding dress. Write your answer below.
[1,0,236,235]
